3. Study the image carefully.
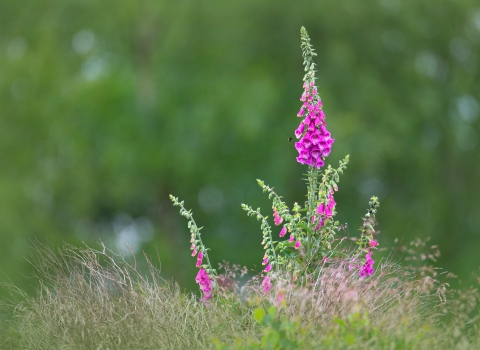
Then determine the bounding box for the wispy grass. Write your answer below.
[1,240,479,349]
[0,242,257,349]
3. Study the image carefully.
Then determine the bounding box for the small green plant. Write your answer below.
[214,306,304,350]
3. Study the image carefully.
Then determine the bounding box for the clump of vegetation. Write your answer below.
[1,239,479,349]
[0,242,257,349]
[215,242,480,349]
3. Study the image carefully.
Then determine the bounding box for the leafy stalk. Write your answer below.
[169,195,215,276]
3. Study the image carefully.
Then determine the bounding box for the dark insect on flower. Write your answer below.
[288,137,293,142]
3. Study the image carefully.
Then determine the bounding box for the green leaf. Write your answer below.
[267,306,277,317]
[253,308,265,323]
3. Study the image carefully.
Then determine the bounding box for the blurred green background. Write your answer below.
[1,0,479,296]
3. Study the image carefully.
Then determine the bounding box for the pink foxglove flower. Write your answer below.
[289,235,294,243]
[261,276,272,294]
[317,203,325,216]
[369,239,379,248]
[262,257,269,265]
[317,192,336,222]
[195,268,213,302]
[294,240,301,249]
[273,208,283,226]
[359,251,374,277]
[264,264,272,273]
[191,249,197,257]
[279,226,287,237]
[196,251,203,268]
[314,219,325,231]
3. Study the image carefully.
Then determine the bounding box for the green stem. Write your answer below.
[189,215,213,270]
[306,167,319,261]
[170,196,214,275]
[241,204,277,270]
[265,217,277,265]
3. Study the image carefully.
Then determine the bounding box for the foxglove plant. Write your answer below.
[356,196,380,277]
[242,27,379,286]
[170,195,215,301]
[170,27,380,300]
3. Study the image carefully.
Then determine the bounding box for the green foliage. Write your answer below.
[356,196,380,251]
[242,204,278,267]
[214,306,475,350]
[215,306,304,350]
[244,156,358,280]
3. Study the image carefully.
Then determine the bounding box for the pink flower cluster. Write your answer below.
[191,244,211,301]
[273,207,283,225]
[295,81,334,168]
[359,251,374,277]
[196,251,203,268]
[262,254,269,266]
[195,268,212,302]
[261,275,272,294]
[314,191,336,229]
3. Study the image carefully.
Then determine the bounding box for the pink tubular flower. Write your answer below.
[317,192,336,222]
[325,206,333,218]
[195,268,213,302]
[294,240,301,249]
[191,249,197,257]
[359,251,375,277]
[190,244,195,250]
[196,251,203,268]
[262,257,269,265]
[264,264,272,273]
[295,123,305,139]
[279,226,287,237]
[273,208,283,225]
[369,239,379,248]
[289,235,294,243]
[261,276,272,294]
[317,203,325,215]
[314,219,325,231]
